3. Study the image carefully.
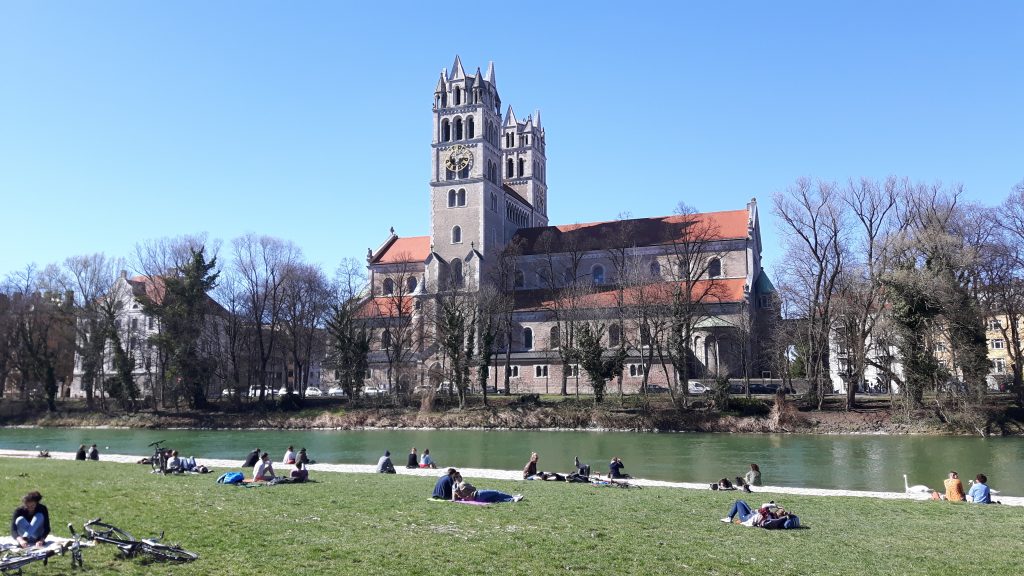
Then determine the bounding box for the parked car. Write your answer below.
[327,387,348,398]
[687,381,710,395]
[363,386,388,397]
[304,387,324,397]
[277,387,289,396]
[641,384,670,394]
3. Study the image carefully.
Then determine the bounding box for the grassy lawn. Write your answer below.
[2,458,1022,575]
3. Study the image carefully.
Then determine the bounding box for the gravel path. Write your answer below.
[4,449,1020,507]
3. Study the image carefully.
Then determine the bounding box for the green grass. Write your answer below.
[2,458,1023,575]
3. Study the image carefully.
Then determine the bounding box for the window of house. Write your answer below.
[148,317,154,330]
[506,158,514,178]
[550,326,559,349]
[406,276,417,293]
[650,261,661,278]
[708,257,722,278]
[628,364,648,378]
[592,264,605,285]
[457,189,466,206]
[567,364,579,378]
[452,226,462,244]
[467,116,475,139]
[640,325,651,347]
[454,87,461,106]
[454,118,464,140]
[758,295,772,309]
[506,365,520,378]
[523,327,533,350]
[382,278,395,295]
[131,318,138,330]
[535,365,548,378]
[518,158,525,177]
[989,319,1002,331]
[991,338,1005,350]
[994,358,1007,373]
[442,119,451,142]
[609,324,621,347]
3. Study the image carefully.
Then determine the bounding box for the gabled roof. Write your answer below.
[502,184,531,207]
[356,296,416,319]
[513,278,747,312]
[371,235,431,265]
[512,209,749,255]
[127,275,228,316]
[449,55,466,81]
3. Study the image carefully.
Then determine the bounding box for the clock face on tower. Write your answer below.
[444,145,474,172]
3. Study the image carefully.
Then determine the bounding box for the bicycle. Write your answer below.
[0,525,82,575]
[148,440,168,474]
[83,518,197,563]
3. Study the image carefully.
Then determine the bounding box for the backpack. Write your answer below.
[217,471,244,485]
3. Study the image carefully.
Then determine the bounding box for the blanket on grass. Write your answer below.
[427,498,490,506]
[0,535,94,552]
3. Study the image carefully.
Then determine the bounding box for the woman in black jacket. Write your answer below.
[11,491,50,548]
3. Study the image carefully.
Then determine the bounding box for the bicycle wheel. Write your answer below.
[140,543,197,562]
[86,522,136,546]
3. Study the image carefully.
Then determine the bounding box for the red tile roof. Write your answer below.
[513,209,749,255]
[356,296,416,319]
[373,236,431,264]
[513,278,747,312]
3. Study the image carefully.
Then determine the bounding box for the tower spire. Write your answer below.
[534,109,542,130]
[484,61,496,86]
[449,55,466,81]
[503,105,517,128]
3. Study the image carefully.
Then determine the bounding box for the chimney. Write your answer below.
[120,270,128,280]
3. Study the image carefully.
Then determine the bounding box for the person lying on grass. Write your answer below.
[720,500,800,529]
[522,452,562,481]
[452,476,523,503]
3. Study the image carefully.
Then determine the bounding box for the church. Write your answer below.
[360,56,774,395]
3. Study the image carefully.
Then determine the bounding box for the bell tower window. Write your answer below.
[506,158,514,178]
[517,158,525,177]
[454,118,464,140]
[467,117,475,139]
[441,119,451,142]
[451,226,462,244]
[448,189,457,207]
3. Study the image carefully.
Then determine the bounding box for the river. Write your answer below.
[1,428,1021,495]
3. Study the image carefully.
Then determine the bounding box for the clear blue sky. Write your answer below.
[2,1,1022,278]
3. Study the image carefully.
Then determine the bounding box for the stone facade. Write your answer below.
[361,57,775,394]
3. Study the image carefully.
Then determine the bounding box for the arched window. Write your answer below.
[520,133,528,146]
[440,92,447,107]
[450,259,463,288]
[491,192,497,211]
[517,158,525,177]
[550,325,560,349]
[448,189,457,207]
[708,257,722,278]
[457,189,466,206]
[382,278,394,295]
[467,116,475,139]
[514,270,524,288]
[454,117,464,140]
[441,119,450,142]
[454,87,461,106]
[451,226,462,244]
[650,261,661,278]
[609,324,621,348]
[506,158,514,178]
[523,327,533,350]
[406,276,417,293]
[640,325,651,347]
[592,264,605,285]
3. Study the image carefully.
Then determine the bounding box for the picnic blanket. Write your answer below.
[0,535,94,552]
[427,498,490,506]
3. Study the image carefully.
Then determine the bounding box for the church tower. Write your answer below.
[428,56,548,291]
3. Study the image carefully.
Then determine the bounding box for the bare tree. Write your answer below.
[773,179,845,409]
[280,263,331,400]
[324,258,371,400]
[536,230,587,396]
[231,234,300,402]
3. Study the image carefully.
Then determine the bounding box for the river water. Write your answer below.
[1,428,1021,495]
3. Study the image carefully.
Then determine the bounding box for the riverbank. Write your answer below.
[3,394,1024,435]
[4,448,1022,506]
[2,457,1021,575]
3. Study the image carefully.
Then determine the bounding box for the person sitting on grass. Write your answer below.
[283,446,296,465]
[452,476,523,503]
[943,471,966,502]
[432,468,458,500]
[253,452,276,481]
[166,450,183,473]
[522,452,561,480]
[376,450,396,474]
[75,444,87,461]
[290,462,309,483]
[967,473,992,504]
[87,444,99,461]
[745,463,762,486]
[10,491,50,548]
[419,448,437,469]
[608,457,629,479]
[298,448,311,465]
[243,447,261,468]
[721,500,800,529]
[711,478,736,491]
[407,447,419,469]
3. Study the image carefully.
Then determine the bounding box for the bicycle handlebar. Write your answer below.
[147,440,165,447]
